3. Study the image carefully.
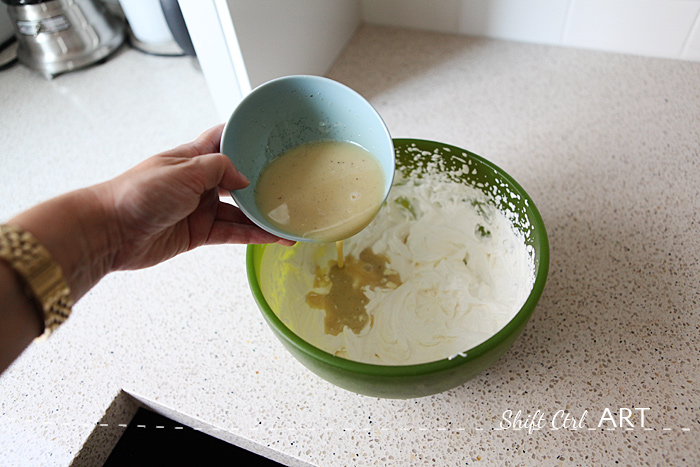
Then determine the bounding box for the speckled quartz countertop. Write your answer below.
[1,25,699,466]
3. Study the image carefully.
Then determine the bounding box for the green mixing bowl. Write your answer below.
[246,139,549,399]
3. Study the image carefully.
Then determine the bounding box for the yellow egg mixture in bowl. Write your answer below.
[247,139,549,399]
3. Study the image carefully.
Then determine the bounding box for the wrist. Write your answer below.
[0,261,43,372]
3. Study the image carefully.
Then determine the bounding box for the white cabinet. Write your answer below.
[180,0,360,120]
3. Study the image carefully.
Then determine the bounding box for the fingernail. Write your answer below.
[235,169,250,187]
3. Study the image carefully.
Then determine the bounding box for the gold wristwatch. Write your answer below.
[0,224,73,339]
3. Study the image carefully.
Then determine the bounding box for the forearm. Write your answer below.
[8,184,119,302]
[0,184,118,372]
[0,262,43,372]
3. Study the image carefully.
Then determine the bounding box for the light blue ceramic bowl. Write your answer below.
[220,75,395,243]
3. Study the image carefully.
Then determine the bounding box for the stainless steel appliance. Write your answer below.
[2,0,125,78]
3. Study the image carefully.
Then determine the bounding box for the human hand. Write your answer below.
[1,124,295,370]
[103,124,294,272]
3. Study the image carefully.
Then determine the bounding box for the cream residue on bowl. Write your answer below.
[260,164,535,365]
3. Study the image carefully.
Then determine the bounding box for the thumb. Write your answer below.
[192,153,249,192]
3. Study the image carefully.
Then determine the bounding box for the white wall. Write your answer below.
[360,0,700,61]
[181,0,360,120]
[227,0,360,88]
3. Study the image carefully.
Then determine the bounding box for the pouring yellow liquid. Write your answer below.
[255,140,386,245]
[336,240,344,269]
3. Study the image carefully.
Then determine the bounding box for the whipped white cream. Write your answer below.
[260,166,535,365]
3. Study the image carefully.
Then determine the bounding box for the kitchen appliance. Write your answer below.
[118,0,194,57]
[2,0,125,79]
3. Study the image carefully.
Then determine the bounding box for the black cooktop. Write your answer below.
[103,407,284,466]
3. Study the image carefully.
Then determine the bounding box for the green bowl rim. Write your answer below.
[246,138,549,378]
